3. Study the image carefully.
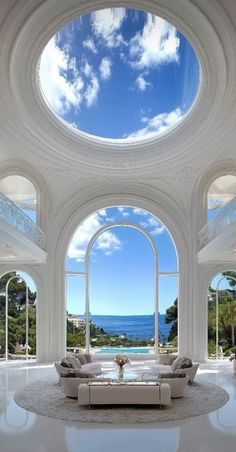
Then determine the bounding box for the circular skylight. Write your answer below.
[39,8,200,140]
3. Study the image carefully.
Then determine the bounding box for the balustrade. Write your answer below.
[199,196,236,249]
[0,192,45,248]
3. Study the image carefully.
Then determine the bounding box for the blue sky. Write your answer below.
[67,206,178,315]
[40,7,200,139]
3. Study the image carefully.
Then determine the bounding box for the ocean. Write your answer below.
[90,314,172,341]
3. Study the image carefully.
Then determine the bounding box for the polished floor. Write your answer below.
[0,360,236,452]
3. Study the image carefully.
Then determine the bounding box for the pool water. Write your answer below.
[95,347,152,354]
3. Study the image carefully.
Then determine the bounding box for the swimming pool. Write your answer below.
[95,347,152,354]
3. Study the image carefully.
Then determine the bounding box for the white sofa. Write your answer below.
[149,363,199,383]
[78,382,171,406]
[148,355,199,383]
[54,361,102,383]
[60,376,104,398]
[158,375,189,398]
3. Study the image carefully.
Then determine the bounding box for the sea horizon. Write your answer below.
[76,313,172,341]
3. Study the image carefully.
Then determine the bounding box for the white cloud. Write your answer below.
[68,212,122,261]
[83,37,97,53]
[132,208,148,216]
[96,230,122,255]
[125,107,184,139]
[82,60,93,78]
[40,37,84,114]
[129,14,179,69]
[85,75,100,107]
[140,216,165,235]
[99,57,112,80]
[148,217,164,234]
[117,206,130,217]
[135,74,152,91]
[91,8,126,48]
[99,209,107,217]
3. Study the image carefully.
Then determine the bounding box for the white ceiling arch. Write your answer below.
[1,0,232,174]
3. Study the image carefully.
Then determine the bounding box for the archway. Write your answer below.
[66,205,179,356]
[0,271,37,360]
[208,271,236,359]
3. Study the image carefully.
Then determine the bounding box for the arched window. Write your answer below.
[0,175,37,223]
[0,271,37,361]
[208,271,236,359]
[207,175,236,221]
[66,206,179,356]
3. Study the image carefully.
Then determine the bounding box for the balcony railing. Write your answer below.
[199,196,236,249]
[0,192,45,249]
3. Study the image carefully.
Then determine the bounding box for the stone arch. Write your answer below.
[51,190,191,360]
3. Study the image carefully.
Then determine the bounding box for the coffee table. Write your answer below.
[99,369,157,383]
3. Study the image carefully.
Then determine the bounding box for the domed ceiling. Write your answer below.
[39,8,200,141]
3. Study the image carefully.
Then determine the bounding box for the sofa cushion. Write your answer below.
[82,362,102,375]
[181,357,193,369]
[74,370,94,378]
[171,356,183,371]
[75,353,87,365]
[168,354,179,365]
[158,354,171,365]
[62,369,94,378]
[159,371,186,378]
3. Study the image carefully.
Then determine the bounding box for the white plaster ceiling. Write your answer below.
[0,0,236,204]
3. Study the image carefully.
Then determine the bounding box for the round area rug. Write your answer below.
[14,380,229,424]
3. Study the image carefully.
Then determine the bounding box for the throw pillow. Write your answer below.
[75,353,87,365]
[159,354,171,365]
[61,358,74,368]
[73,370,95,378]
[171,356,183,371]
[168,354,179,365]
[181,357,193,369]
[61,357,81,369]
[85,353,92,363]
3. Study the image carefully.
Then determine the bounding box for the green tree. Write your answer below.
[165,298,178,342]
[208,271,236,355]
[0,272,37,357]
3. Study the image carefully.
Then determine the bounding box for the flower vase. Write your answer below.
[118,365,124,380]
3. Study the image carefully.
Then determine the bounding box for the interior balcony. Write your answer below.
[0,193,47,264]
[198,196,236,262]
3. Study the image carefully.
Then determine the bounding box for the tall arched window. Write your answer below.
[0,271,37,361]
[208,271,236,359]
[66,206,179,355]
[0,175,37,223]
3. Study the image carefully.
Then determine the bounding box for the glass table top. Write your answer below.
[98,370,158,383]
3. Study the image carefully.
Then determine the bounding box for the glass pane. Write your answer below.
[208,272,236,359]
[0,272,36,360]
[159,275,178,353]
[66,274,86,351]
[89,227,155,353]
